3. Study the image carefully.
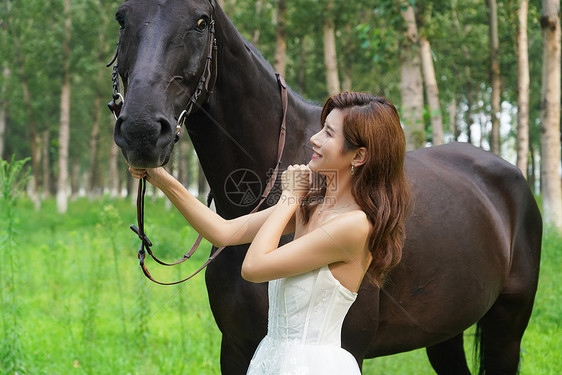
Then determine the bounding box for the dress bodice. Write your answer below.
[247,266,361,374]
[267,265,358,346]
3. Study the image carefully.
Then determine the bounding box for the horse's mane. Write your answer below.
[239,35,321,109]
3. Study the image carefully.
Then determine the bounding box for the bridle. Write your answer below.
[107,2,218,143]
[130,74,287,285]
[107,1,289,285]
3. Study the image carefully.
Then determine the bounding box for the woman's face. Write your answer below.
[309,109,354,173]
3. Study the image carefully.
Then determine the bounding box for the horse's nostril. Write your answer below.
[156,118,174,148]
[113,116,127,148]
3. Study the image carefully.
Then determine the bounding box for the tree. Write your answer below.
[0,11,6,160]
[516,0,530,178]
[274,0,287,76]
[540,0,562,231]
[398,0,424,150]
[251,0,263,46]
[486,0,501,154]
[323,0,340,95]
[417,2,443,146]
[0,66,8,159]
[56,0,72,213]
[6,0,43,209]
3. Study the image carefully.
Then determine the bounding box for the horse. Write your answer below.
[110,1,542,373]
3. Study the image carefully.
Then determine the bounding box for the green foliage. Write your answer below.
[0,157,31,375]
[1,0,550,185]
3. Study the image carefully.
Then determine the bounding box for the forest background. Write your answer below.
[1,0,561,374]
[0,0,561,230]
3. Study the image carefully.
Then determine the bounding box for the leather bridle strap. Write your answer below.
[174,19,218,142]
[131,74,289,285]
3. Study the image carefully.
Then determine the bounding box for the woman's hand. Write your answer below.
[127,165,171,189]
[280,164,311,203]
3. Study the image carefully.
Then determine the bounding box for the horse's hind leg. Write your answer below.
[426,333,471,375]
[477,290,535,375]
[477,217,540,374]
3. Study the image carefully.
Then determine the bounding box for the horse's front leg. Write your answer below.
[205,245,268,375]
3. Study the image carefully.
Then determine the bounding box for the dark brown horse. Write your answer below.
[111,1,542,373]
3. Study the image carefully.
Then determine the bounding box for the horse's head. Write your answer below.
[112,0,216,168]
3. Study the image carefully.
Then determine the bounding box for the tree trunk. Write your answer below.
[448,97,457,141]
[420,36,443,145]
[0,66,8,159]
[298,36,307,94]
[251,0,262,46]
[323,0,340,95]
[274,0,287,76]
[71,157,80,198]
[88,95,101,195]
[88,0,110,196]
[399,0,425,150]
[197,163,209,201]
[451,0,474,145]
[108,141,120,197]
[12,31,41,208]
[486,0,501,155]
[516,0,530,178]
[41,129,51,199]
[56,0,72,214]
[540,0,562,231]
[341,24,353,92]
[528,142,536,193]
[178,135,191,188]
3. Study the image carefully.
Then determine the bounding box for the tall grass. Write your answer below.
[8,196,221,374]
[0,157,30,375]
[2,189,560,374]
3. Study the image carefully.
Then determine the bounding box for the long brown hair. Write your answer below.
[301,92,410,287]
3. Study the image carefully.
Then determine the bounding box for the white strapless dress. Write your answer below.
[247,265,361,375]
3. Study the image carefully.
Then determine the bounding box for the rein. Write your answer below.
[130,74,288,285]
[106,0,288,285]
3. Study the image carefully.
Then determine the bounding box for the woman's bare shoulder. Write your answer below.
[324,210,371,243]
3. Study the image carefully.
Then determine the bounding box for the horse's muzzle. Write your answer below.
[113,113,175,168]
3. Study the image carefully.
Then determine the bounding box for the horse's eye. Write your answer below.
[115,11,125,29]
[195,18,208,31]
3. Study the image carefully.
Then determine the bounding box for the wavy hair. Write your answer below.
[301,92,410,287]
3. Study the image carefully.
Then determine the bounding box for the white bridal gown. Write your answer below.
[247,265,361,375]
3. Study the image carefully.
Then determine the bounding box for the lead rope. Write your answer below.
[131,74,288,285]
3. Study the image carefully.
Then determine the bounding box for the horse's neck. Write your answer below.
[187,7,283,218]
[213,8,281,118]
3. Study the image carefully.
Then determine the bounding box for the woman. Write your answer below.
[129,92,410,374]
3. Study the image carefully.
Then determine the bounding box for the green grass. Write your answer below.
[1,197,560,374]
[1,197,221,374]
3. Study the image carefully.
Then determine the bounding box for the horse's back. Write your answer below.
[362,142,541,357]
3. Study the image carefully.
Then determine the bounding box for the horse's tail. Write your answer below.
[473,322,485,375]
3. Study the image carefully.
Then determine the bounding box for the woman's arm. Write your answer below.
[241,199,370,283]
[129,166,295,247]
[241,165,370,283]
